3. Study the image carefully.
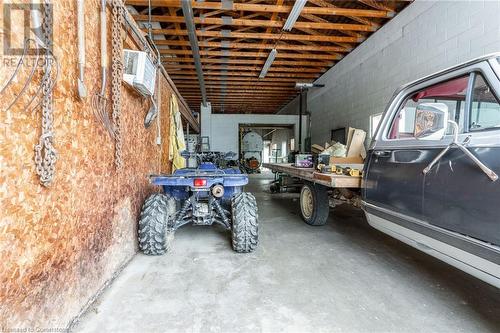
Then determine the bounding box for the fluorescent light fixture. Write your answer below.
[295,83,325,89]
[259,49,277,78]
[282,0,307,31]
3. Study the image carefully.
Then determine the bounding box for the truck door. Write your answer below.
[422,72,500,246]
[364,75,471,224]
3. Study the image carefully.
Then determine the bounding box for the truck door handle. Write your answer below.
[422,125,498,182]
[373,150,391,157]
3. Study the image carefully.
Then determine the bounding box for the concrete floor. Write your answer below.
[74,173,500,333]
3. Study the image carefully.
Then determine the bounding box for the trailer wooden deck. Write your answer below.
[262,163,362,188]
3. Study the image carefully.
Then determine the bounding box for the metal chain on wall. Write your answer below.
[111,0,124,169]
[34,0,57,187]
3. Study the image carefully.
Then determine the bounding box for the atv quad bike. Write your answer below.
[138,152,258,254]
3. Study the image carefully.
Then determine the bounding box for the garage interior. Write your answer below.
[1,0,500,332]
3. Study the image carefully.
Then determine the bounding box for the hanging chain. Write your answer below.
[111,0,124,169]
[34,0,57,187]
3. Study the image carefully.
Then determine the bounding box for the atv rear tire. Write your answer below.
[231,193,258,253]
[138,193,176,255]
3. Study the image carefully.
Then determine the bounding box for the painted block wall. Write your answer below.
[0,1,187,328]
[201,103,308,153]
[279,0,500,145]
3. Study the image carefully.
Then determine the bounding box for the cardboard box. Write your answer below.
[330,156,364,164]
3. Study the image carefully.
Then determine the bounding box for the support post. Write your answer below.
[299,88,303,153]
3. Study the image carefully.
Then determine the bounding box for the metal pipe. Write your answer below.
[181,0,207,107]
[305,88,311,149]
[298,88,303,152]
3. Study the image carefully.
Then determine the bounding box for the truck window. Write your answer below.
[469,74,500,132]
[388,76,469,139]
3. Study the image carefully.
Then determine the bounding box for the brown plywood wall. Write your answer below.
[0,0,186,328]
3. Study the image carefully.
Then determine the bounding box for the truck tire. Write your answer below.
[231,193,258,253]
[300,182,330,226]
[138,193,176,255]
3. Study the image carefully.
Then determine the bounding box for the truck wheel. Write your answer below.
[231,193,258,253]
[138,193,176,255]
[300,182,330,226]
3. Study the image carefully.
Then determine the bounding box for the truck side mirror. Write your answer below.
[413,103,449,140]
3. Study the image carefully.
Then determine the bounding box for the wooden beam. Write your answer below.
[155,40,349,52]
[179,82,298,88]
[126,1,392,18]
[177,84,296,91]
[162,57,333,67]
[308,0,384,27]
[184,97,294,102]
[186,97,294,102]
[171,70,318,78]
[133,15,378,31]
[171,75,307,82]
[172,76,298,83]
[160,49,341,60]
[183,90,296,95]
[196,87,296,92]
[165,64,325,73]
[198,101,289,106]
[147,28,362,43]
[359,0,397,13]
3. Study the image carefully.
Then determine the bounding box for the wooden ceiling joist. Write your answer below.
[133,15,378,32]
[162,57,333,67]
[171,76,310,83]
[156,39,350,52]
[126,1,410,114]
[171,70,318,78]
[160,49,342,60]
[126,1,393,18]
[178,85,296,91]
[165,64,324,73]
[148,29,362,43]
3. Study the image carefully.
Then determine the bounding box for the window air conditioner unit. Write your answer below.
[123,49,157,97]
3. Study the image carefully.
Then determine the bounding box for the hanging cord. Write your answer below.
[148,0,152,39]
[111,0,125,170]
[34,0,59,187]
[91,0,115,139]
[2,39,41,112]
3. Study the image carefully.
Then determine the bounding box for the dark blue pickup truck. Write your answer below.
[362,53,500,289]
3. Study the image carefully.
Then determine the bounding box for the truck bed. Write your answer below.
[262,163,362,188]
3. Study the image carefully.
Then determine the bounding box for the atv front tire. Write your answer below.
[138,193,176,255]
[231,193,258,253]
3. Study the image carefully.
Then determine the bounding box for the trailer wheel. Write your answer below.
[300,182,330,226]
[138,193,176,255]
[231,193,259,253]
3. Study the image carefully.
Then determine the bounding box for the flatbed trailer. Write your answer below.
[262,163,363,226]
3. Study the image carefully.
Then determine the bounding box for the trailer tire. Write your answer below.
[231,193,258,253]
[300,182,330,226]
[138,193,176,255]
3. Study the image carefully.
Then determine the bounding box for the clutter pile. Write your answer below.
[313,127,367,177]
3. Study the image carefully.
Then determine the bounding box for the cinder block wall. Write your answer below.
[0,1,184,328]
[279,0,500,145]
